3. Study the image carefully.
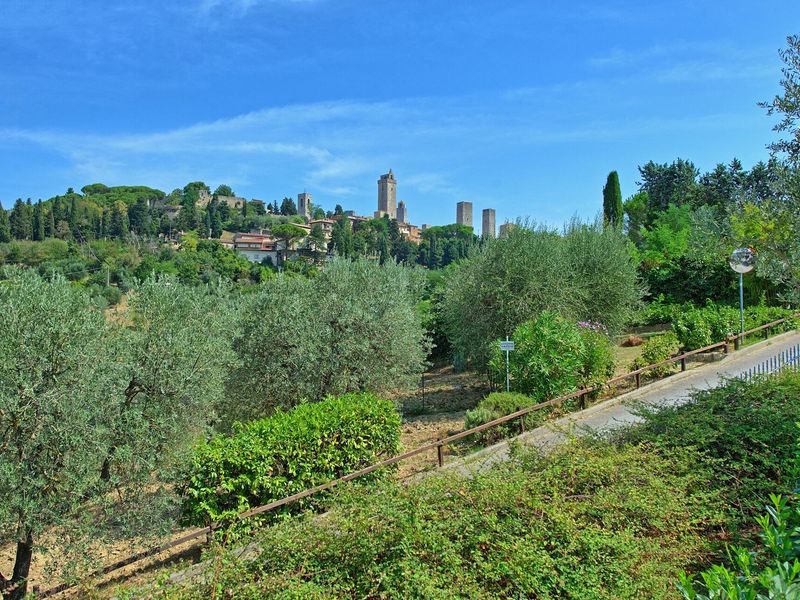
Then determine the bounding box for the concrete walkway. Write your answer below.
[444,330,800,477]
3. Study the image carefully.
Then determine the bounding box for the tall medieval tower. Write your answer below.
[377,170,397,219]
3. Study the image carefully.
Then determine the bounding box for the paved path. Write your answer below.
[444,330,800,477]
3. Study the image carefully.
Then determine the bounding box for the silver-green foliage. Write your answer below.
[0,269,120,590]
[102,275,237,484]
[0,270,235,594]
[441,218,642,367]
[225,258,430,425]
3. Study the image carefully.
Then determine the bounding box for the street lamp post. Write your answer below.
[729,247,756,341]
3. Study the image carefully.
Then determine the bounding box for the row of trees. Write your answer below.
[330,219,479,268]
[0,257,430,596]
[593,37,800,307]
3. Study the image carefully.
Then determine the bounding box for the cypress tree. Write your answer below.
[109,203,128,238]
[45,207,55,238]
[603,171,624,227]
[10,199,32,240]
[0,207,10,242]
[68,197,79,235]
[32,201,45,241]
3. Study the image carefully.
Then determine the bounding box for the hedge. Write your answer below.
[180,392,401,526]
[671,302,797,350]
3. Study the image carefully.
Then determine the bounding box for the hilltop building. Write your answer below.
[297,192,312,219]
[482,208,496,239]
[233,232,278,263]
[397,200,407,224]
[196,189,245,209]
[499,222,516,239]
[375,170,397,219]
[456,201,473,227]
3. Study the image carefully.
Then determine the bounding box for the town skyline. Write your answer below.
[1,2,797,228]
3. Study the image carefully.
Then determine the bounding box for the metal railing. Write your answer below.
[37,313,800,598]
[740,342,800,381]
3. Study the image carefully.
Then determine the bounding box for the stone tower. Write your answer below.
[456,201,473,227]
[397,200,407,224]
[377,170,397,219]
[297,192,312,219]
[482,208,496,239]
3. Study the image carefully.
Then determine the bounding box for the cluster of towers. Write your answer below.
[375,170,497,238]
[456,201,496,239]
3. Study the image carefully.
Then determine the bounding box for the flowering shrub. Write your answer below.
[579,327,616,388]
[487,311,617,401]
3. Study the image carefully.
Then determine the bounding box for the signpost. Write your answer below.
[729,247,756,339]
[500,337,515,392]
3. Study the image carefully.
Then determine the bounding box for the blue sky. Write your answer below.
[0,1,797,227]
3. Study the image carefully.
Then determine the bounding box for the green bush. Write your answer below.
[630,332,680,377]
[672,301,797,350]
[578,326,616,388]
[463,392,546,444]
[179,392,401,527]
[672,303,736,350]
[619,372,800,525]
[489,312,616,401]
[151,442,718,599]
[678,493,800,599]
[630,295,690,327]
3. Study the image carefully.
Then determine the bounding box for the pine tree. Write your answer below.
[603,171,624,227]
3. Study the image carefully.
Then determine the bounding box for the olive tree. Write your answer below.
[101,276,237,484]
[0,271,236,597]
[0,270,121,598]
[224,259,429,425]
[441,218,642,369]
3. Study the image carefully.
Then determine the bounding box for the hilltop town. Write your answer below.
[193,170,507,266]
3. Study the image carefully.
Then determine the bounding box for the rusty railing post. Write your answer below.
[635,372,641,389]
[734,336,741,351]
[436,439,444,468]
[519,415,525,433]
[680,357,686,372]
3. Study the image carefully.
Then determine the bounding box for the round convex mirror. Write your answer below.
[729,247,756,274]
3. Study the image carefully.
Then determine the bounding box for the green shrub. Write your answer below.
[179,392,401,527]
[619,372,800,525]
[672,301,797,350]
[463,392,546,444]
[151,442,718,599]
[630,295,690,326]
[489,312,616,400]
[489,311,584,400]
[630,331,680,377]
[678,493,800,599]
[578,326,616,387]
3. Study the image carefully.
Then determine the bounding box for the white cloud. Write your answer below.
[0,85,762,211]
